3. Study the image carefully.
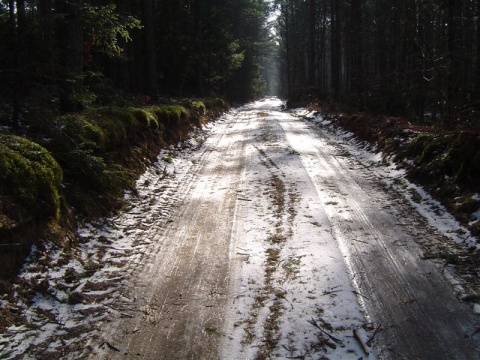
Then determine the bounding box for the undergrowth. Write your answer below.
[326,111,480,237]
[0,98,228,281]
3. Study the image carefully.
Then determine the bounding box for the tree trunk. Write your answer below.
[331,0,342,100]
[446,0,463,123]
[142,0,157,100]
[350,0,363,102]
[7,0,19,129]
[308,0,316,86]
[476,0,480,93]
[116,0,132,93]
[56,0,84,112]
[39,0,54,80]
[193,0,203,96]
[12,0,27,130]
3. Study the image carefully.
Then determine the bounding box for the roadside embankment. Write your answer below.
[0,98,229,282]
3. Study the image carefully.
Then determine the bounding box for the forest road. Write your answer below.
[99,98,479,360]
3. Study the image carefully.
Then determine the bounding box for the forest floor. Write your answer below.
[1,98,480,359]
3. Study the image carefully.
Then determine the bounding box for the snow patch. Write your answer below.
[305,113,478,249]
[0,111,237,358]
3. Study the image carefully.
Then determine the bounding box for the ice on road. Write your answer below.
[2,98,478,359]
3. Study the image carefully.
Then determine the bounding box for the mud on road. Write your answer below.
[95,99,479,359]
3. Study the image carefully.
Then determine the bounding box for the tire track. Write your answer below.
[279,114,480,359]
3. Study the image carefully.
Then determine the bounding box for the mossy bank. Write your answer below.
[329,112,480,236]
[294,103,480,294]
[0,98,229,281]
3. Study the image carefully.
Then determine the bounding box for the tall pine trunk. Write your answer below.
[193,0,203,96]
[39,0,54,81]
[142,0,157,100]
[285,2,292,96]
[56,0,83,112]
[12,0,27,131]
[446,0,463,123]
[350,0,363,103]
[476,0,480,93]
[331,0,342,100]
[8,0,19,129]
[308,0,316,86]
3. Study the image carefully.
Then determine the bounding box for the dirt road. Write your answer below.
[98,99,479,359]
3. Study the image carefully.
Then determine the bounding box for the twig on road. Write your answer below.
[308,318,342,344]
[106,341,121,352]
[352,239,369,245]
[366,323,382,346]
[99,339,121,352]
[352,290,370,300]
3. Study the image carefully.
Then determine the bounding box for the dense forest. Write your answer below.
[2,0,480,134]
[276,0,480,125]
[0,0,276,120]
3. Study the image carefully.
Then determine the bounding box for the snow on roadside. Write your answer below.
[294,109,478,250]
[2,99,477,359]
[0,112,236,359]
[290,107,479,308]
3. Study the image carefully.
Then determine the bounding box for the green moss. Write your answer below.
[152,105,188,123]
[1,98,227,232]
[47,108,158,217]
[97,108,146,149]
[58,115,106,151]
[108,108,136,128]
[404,134,452,166]
[188,101,206,116]
[152,105,190,140]
[0,135,63,222]
[131,108,159,129]
[161,105,188,122]
[406,134,430,159]
[420,139,442,163]
[99,164,135,196]
[95,116,128,150]
[55,108,144,154]
[79,119,104,147]
[204,97,229,111]
[162,155,173,163]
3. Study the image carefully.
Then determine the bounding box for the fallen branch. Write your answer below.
[352,290,370,300]
[321,289,342,296]
[308,318,342,344]
[106,341,121,352]
[99,339,121,352]
[353,328,369,356]
[366,323,382,346]
[352,239,369,244]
